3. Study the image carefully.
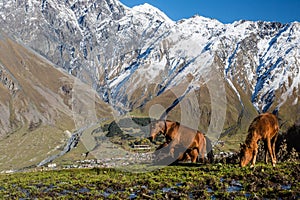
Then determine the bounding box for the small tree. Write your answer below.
[106,121,123,137]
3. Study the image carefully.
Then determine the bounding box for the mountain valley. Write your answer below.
[0,0,299,170]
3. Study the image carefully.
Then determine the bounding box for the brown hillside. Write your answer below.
[0,33,112,171]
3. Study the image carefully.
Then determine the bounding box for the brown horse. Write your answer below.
[240,113,279,168]
[149,120,213,163]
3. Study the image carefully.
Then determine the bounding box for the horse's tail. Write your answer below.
[205,136,214,163]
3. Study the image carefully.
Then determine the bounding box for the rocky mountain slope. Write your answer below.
[0,32,112,170]
[0,0,299,168]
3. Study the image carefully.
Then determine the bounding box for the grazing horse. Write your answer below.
[149,120,213,163]
[240,113,279,168]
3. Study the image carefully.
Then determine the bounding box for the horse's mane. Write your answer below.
[245,116,260,145]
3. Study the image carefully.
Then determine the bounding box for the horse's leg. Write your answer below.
[191,149,199,163]
[198,144,205,163]
[250,143,258,168]
[177,148,192,162]
[266,137,276,167]
[264,140,269,164]
[184,152,191,162]
[201,148,205,163]
[168,140,178,158]
[176,152,186,162]
[271,133,278,166]
[201,137,206,163]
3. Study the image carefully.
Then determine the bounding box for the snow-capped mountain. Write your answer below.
[1,0,299,136]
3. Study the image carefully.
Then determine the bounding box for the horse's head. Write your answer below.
[239,143,253,167]
[148,120,166,142]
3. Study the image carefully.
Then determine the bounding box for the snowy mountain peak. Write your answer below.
[0,0,299,132]
[131,3,174,24]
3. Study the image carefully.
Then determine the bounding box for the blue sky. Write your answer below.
[120,0,300,24]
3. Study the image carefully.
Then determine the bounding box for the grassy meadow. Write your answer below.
[0,161,299,199]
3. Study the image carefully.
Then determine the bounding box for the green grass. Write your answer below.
[0,125,70,172]
[0,162,299,199]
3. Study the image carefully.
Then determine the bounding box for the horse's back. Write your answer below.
[249,113,279,139]
[175,124,206,151]
[175,124,199,146]
[260,113,278,126]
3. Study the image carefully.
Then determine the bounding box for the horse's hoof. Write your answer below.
[169,153,175,158]
[250,165,254,168]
